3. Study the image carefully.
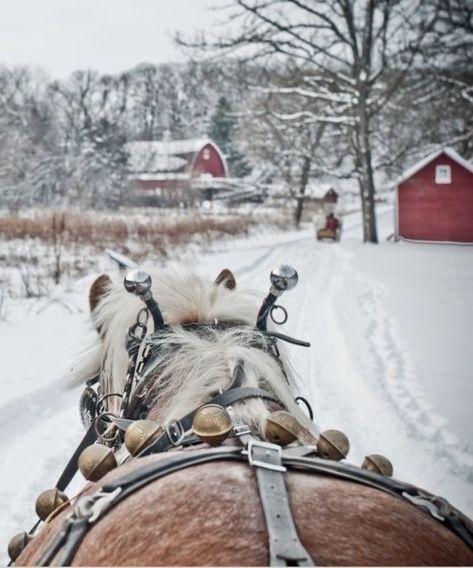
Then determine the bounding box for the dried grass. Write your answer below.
[0,212,272,246]
[0,210,278,255]
[0,209,290,297]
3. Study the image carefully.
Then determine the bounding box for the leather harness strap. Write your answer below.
[138,385,280,457]
[37,448,245,566]
[42,364,279,504]
[248,441,313,566]
[229,406,313,565]
[55,423,97,492]
[35,445,473,566]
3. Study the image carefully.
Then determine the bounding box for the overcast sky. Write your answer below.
[1,0,226,78]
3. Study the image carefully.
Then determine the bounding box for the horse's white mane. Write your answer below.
[70,266,316,437]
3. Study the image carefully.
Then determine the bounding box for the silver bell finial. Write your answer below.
[257,264,299,331]
[270,265,298,295]
[124,269,152,298]
[124,269,164,329]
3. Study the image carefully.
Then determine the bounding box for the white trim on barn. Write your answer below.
[126,138,229,176]
[397,147,473,185]
[394,186,400,240]
[189,139,229,177]
[397,236,473,246]
[131,173,191,181]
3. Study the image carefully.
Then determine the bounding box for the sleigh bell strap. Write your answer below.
[246,440,314,566]
[138,385,280,456]
[36,446,473,566]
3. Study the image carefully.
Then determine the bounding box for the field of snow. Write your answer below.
[1,206,472,560]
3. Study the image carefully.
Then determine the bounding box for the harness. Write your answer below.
[36,441,473,567]
[22,271,473,565]
[32,352,473,567]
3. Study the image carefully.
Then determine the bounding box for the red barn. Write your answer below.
[395,148,473,243]
[126,136,228,203]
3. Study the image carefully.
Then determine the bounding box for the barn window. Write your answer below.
[435,165,451,184]
[203,148,210,160]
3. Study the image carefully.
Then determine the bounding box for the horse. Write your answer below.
[11,265,473,566]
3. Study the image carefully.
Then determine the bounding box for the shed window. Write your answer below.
[203,148,210,160]
[435,165,451,184]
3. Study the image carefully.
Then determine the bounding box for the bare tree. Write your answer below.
[48,71,130,208]
[418,0,473,158]
[180,0,442,242]
[242,99,332,226]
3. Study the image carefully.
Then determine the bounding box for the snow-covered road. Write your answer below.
[1,207,472,560]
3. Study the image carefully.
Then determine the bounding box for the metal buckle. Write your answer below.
[166,420,185,446]
[245,440,287,472]
[402,491,447,521]
[233,424,251,437]
[75,488,122,523]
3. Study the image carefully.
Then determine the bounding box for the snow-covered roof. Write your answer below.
[305,183,336,199]
[131,173,191,181]
[397,147,473,185]
[126,138,212,173]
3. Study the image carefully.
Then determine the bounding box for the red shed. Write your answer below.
[323,188,339,204]
[126,135,228,202]
[395,148,473,243]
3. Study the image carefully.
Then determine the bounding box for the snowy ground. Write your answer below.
[1,206,472,560]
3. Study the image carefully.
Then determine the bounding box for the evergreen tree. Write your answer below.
[208,96,251,177]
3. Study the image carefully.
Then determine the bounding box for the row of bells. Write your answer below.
[77,405,393,478]
[7,404,393,562]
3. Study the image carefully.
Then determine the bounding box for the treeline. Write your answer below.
[0,0,472,226]
[0,62,254,211]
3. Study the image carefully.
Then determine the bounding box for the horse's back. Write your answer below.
[18,453,473,566]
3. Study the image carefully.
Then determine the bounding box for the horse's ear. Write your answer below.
[215,269,236,290]
[89,274,112,314]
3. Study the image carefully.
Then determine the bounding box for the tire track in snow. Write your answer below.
[353,272,473,481]
[287,242,377,460]
[0,382,79,450]
[259,236,473,513]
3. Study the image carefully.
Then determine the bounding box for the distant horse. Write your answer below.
[13,266,473,566]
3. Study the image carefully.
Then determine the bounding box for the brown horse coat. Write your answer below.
[17,451,473,566]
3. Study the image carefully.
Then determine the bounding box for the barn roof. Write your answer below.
[126,138,218,174]
[398,147,473,185]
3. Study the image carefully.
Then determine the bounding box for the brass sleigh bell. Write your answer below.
[8,531,33,562]
[264,411,300,446]
[125,420,162,456]
[78,444,117,481]
[192,404,232,446]
[316,429,350,461]
[362,454,394,477]
[35,488,69,521]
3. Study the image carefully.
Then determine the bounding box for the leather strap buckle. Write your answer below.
[166,420,185,446]
[246,440,287,472]
[233,424,251,437]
